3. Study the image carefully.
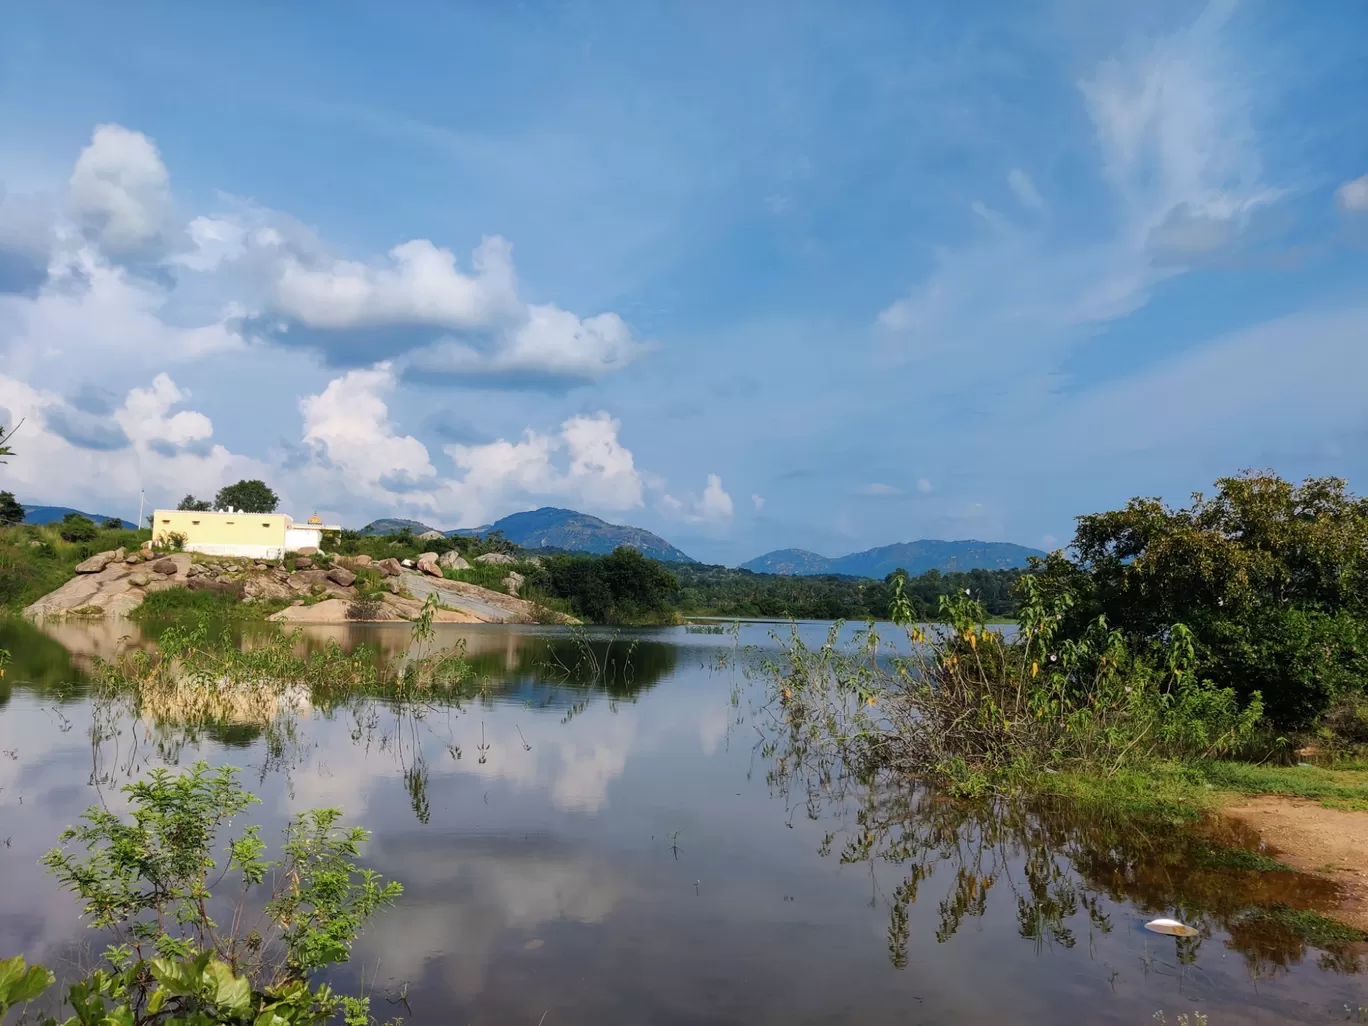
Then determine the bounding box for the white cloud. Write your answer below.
[878,5,1276,369]
[858,482,902,497]
[299,363,438,491]
[751,493,765,512]
[660,473,733,524]
[1007,168,1044,210]
[273,236,518,330]
[0,371,266,513]
[68,124,173,257]
[410,303,647,382]
[917,477,933,494]
[1337,173,1368,213]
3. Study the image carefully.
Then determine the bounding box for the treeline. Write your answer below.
[669,563,1024,621]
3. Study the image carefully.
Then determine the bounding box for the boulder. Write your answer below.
[326,566,357,588]
[189,578,245,599]
[295,558,313,570]
[420,560,444,578]
[254,562,269,571]
[295,546,319,556]
[112,547,126,562]
[153,559,178,575]
[475,552,516,565]
[401,558,415,568]
[245,577,293,601]
[418,551,439,564]
[503,571,525,596]
[351,554,373,566]
[439,551,470,570]
[374,557,403,577]
[124,553,142,564]
[74,550,119,574]
[128,572,150,588]
[185,564,201,578]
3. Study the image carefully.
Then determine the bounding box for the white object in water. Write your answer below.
[1144,918,1199,937]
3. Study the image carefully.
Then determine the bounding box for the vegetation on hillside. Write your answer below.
[0,521,150,613]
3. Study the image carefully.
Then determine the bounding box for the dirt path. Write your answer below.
[1224,796,1368,931]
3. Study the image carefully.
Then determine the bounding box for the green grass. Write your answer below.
[1191,760,1368,811]
[1233,903,1367,947]
[1190,841,1291,872]
[442,560,534,594]
[0,524,151,613]
[132,586,290,622]
[1025,764,1213,819]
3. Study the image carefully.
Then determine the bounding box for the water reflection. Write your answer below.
[2,619,1366,1024]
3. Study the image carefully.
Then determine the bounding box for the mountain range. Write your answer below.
[739,540,1046,578]
[21,505,136,529]
[360,507,695,562]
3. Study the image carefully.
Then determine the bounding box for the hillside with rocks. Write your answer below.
[22,545,569,625]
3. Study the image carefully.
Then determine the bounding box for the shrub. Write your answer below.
[12,763,400,1025]
[58,513,97,543]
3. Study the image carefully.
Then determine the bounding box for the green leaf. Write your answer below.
[0,956,54,1008]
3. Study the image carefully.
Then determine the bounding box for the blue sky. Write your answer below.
[1,0,1367,565]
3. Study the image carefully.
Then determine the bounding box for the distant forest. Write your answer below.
[667,563,1024,621]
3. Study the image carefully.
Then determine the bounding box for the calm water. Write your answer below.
[1,618,1366,1025]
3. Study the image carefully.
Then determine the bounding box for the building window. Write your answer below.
[263,522,271,528]
[225,521,234,525]
[160,519,170,524]
[192,520,200,526]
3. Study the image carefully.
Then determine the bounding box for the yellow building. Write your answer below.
[151,509,340,559]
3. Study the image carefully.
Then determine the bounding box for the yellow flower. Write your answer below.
[968,633,978,650]
[1031,661,1039,678]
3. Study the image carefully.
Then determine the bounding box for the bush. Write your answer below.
[58,513,97,543]
[11,763,400,1025]
[1034,472,1368,732]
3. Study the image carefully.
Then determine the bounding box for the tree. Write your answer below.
[214,479,279,514]
[0,419,18,463]
[101,517,123,530]
[59,512,98,542]
[0,491,23,527]
[1035,471,1368,729]
[177,493,213,511]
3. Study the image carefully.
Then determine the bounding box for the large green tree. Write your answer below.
[213,479,279,514]
[177,493,213,511]
[0,491,23,527]
[1036,471,1368,729]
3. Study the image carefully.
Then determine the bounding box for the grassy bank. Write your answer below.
[0,522,150,613]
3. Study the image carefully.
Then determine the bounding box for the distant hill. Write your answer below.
[455,507,695,562]
[357,507,695,562]
[359,518,439,536]
[21,505,136,529]
[740,539,1046,579]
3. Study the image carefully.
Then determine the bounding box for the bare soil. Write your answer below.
[1224,796,1368,930]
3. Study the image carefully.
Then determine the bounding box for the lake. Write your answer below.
[1,618,1365,1024]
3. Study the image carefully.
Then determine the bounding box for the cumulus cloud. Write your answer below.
[292,364,649,525]
[751,493,765,512]
[1338,173,1368,213]
[264,232,648,384]
[0,372,266,512]
[0,182,54,293]
[300,363,439,490]
[68,124,173,257]
[659,473,734,524]
[273,236,518,331]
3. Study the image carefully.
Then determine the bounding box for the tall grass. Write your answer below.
[759,577,1264,797]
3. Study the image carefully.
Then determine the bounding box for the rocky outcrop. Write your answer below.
[503,571,525,596]
[475,552,515,565]
[416,552,443,578]
[75,550,121,574]
[438,551,470,570]
[24,548,566,625]
[326,566,357,588]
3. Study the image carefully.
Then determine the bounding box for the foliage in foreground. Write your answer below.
[3,764,399,1025]
[763,576,1263,796]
